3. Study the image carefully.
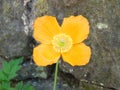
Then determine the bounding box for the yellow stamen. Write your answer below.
[52,34,72,53]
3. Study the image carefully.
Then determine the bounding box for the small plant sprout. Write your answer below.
[0,57,35,90]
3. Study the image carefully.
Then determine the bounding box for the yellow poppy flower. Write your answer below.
[33,15,91,66]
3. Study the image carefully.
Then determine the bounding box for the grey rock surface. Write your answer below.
[16,60,51,80]
[0,0,120,90]
[32,0,120,89]
[0,0,32,58]
[56,0,120,90]
[27,78,76,90]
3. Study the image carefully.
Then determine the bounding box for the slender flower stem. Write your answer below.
[53,61,59,90]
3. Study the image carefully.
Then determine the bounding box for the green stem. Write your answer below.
[53,61,59,90]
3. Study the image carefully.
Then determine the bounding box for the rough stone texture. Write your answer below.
[27,77,78,90]
[0,0,32,58]
[56,0,120,90]
[16,60,52,80]
[0,0,120,90]
[32,0,120,89]
[80,81,110,90]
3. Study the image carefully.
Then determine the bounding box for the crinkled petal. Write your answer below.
[33,44,60,66]
[33,16,61,44]
[62,43,91,66]
[61,15,89,44]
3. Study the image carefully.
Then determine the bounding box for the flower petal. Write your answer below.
[33,44,60,66]
[33,16,61,44]
[62,43,91,66]
[61,15,89,44]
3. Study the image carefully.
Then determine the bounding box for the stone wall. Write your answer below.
[0,0,120,90]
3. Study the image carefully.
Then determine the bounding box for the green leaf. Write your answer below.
[0,83,14,90]
[2,60,10,74]
[15,82,23,90]
[0,57,23,81]
[0,85,4,90]
[22,83,35,90]
[0,57,35,90]
[0,81,11,89]
[7,58,23,80]
[9,57,23,66]
[15,82,35,90]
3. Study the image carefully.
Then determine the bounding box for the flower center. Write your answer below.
[52,34,73,53]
